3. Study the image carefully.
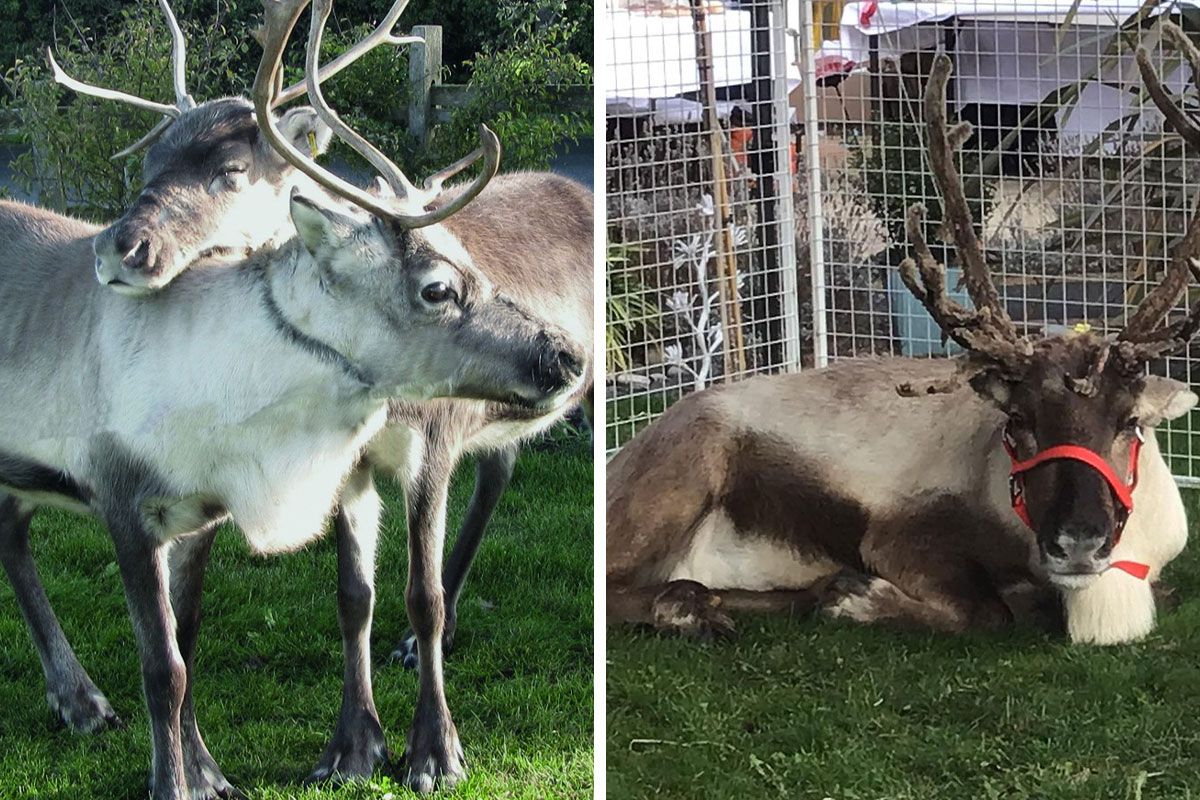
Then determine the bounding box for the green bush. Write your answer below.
[852,117,995,263]
[2,0,591,217]
[429,0,591,172]
[3,3,248,218]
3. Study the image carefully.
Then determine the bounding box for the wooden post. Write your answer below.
[408,24,443,145]
[690,0,748,380]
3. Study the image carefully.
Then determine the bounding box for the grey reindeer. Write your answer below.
[1,0,592,794]
[607,52,1199,647]
[0,3,588,800]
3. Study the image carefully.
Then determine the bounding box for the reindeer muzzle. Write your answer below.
[1003,426,1149,580]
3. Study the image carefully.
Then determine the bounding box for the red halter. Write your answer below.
[1003,426,1149,581]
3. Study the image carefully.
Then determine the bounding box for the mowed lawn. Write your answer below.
[0,436,593,799]
[608,490,1200,800]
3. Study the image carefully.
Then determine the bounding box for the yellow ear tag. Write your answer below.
[1072,322,1092,334]
[307,131,319,159]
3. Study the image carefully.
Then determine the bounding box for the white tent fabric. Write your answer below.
[605,2,802,112]
[820,0,1194,151]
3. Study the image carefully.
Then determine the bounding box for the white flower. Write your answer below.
[664,343,685,365]
[730,224,749,247]
[697,194,715,217]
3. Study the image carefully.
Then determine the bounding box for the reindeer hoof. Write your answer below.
[651,580,735,640]
[307,711,389,784]
[818,571,891,623]
[401,724,466,794]
[46,678,122,734]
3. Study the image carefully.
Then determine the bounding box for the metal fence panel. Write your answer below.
[796,0,1200,484]
[604,0,798,455]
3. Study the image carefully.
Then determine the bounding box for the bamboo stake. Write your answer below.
[690,0,747,380]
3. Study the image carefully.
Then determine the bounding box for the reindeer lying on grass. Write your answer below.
[608,52,1199,646]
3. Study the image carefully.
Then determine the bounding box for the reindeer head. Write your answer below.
[901,50,1200,588]
[247,0,585,410]
[49,0,417,295]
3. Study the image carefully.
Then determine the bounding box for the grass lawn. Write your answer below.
[607,489,1200,800]
[0,436,593,799]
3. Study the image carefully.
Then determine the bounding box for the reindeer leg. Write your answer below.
[609,580,817,639]
[0,494,121,732]
[819,508,1015,633]
[101,496,189,799]
[400,433,466,793]
[168,525,238,799]
[393,445,517,670]
[309,464,389,783]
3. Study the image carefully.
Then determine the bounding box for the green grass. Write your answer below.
[607,490,1200,800]
[0,438,593,799]
[606,390,681,453]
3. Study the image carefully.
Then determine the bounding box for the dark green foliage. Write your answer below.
[3,3,249,218]
[1,0,592,217]
[853,119,995,263]
[424,0,591,172]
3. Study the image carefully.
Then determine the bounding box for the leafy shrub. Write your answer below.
[3,3,248,218]
[851,118,995,266]
[428,0,590,172]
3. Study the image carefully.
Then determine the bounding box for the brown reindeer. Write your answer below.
[607,50,1200,646]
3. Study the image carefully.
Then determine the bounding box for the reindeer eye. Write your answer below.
[421,282,457,304]
[220,164,248,178]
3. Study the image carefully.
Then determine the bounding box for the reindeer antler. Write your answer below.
[48,0,195,159]
[1117,25,1200,366]
[52,0,414,160]
[898,54,1032,376]
[271,0,423,107]
[252,0,499,227]
[1137,21,1200,151]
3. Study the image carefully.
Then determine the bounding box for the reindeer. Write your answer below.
[0,3,588,798]
[2,0,591,789]
[607,51,1200,647]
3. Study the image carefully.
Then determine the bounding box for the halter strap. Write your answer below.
[1003,428,1148,581]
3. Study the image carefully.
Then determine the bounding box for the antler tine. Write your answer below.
[46,47,180,118]
[109,116,174,161]
[1122,52,1200,344]
[273,0,422,107]
[157,0,195,110]
[291,0,500,226]
[900,203,977,349]
[923,53,1017,338]
[1137,41,1200,150]
[304,0,426,202]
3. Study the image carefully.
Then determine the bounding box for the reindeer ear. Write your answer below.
[270,106,333,160]
[289,191,353,255]
[968,367,1013,410]
[1135,376,1198,425]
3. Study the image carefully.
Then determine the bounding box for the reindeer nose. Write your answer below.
[1044,525,1112,568]
[121,239,151,272]
[532,333,584,394]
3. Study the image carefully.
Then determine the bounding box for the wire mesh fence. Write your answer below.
[604,0,798,454]
[604,0,1200,484]
[802,0,1200,484]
